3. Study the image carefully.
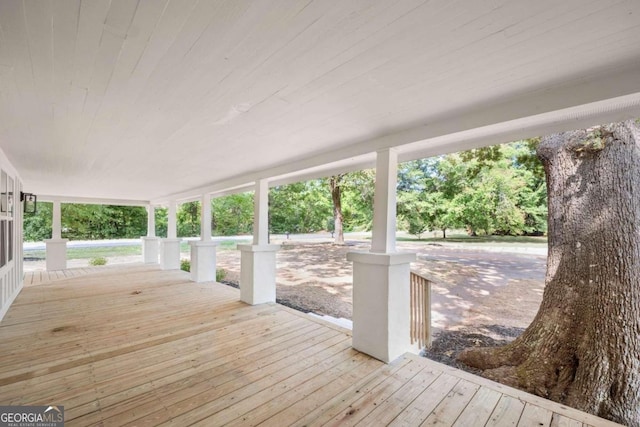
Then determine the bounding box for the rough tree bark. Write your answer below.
[458,120,640,426]
[329,175,344,245]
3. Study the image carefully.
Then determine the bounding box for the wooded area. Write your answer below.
[23,140,546,242]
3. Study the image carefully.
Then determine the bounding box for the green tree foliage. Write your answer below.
[23,202,52,241]
[341,170,376,231]
[155,207,167,237]
[456,141,547,235]
[177,201,200,237]
[269,181,332,233]
[397,158,464,238]
[397,140,546,237]
[60,204,147,240]
[212,192,254,236]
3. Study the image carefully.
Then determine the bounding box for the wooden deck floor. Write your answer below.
[23,264,139,287]
[0,265,620,426]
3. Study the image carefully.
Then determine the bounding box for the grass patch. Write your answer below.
[24,245,142,260]
[89,256,108,266]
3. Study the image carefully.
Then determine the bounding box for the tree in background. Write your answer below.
[177,201,200,237]
[329,175,345,244]
[154,207,167,237]
[23,202,52,241]
[458,121,640,426]
[212,193,253,236]
[341,169,375,232]
[396,141,546,239]
[269,181,332,235]
[457,141,547,236]
[397,158,464,239]
[56,204,146,240]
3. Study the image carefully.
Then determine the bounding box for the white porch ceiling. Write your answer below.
[0,0,639,204]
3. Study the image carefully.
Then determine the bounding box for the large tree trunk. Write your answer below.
[330,175,344,245]
[458,120,640,426]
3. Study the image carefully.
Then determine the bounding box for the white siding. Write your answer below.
[0,149,23,321]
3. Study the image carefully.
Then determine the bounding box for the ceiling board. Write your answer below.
[0,0,638,202]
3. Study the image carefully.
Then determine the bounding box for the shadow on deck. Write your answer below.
[1,265,620,426]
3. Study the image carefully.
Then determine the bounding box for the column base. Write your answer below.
[347,251,417,363]
[141,237,160,264]
[238,244,280,305]
[160,238,182,270]
[189,241,218,282]
[44,238,68,271]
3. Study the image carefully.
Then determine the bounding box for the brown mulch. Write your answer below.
[423,325,525,373]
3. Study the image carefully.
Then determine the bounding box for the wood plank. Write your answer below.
[69,323,334,424]
[453,386,503,426]
[518,403,554,427]
[419,379,480,426]
[0,312,308,406]
[388,373,463,426]
[289,356,412,427]
[191,345,360,426]
[132,333,351,426]
[235,354,381,427]
[52,0,81,103]
[258,358,381,427]
[355,365,442,426]
[551,414,584,427]
[486,395,526,427]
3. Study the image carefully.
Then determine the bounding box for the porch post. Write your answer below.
[347,148,416,363]
[190,194,218,282]
[45,200,68,270]
[238,179,280,304]
[160,200,181,270]
[142,205,159,264]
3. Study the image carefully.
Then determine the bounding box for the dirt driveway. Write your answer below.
[216,239,547,337]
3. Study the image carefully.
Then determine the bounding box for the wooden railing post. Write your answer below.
[410,271,432,348]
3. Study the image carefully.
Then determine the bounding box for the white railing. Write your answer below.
[410,271,432,349]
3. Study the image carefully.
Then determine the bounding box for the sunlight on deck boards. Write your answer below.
[1,266,620,426]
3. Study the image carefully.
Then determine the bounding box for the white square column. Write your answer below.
[189,241,219,282]
[46,200,67,270]
[238,244,279,304]
[347,251,416,362]
[160,238,181,270]
[45,238,68,271]
[142,205,159,264]
[189,194,218,282]
[161,200,181,270]
[239,180,280,305]
[142,237,160,264]
[347,148,417,363]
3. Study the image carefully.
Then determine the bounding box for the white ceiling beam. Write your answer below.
[151,63,640,204]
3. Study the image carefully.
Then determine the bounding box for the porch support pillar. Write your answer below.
[45,200,68,270]
[190,194,218,282]
[142,205,159,264]
[160,200,181,270]
[238,179,279,305]
[347,148,416,363]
